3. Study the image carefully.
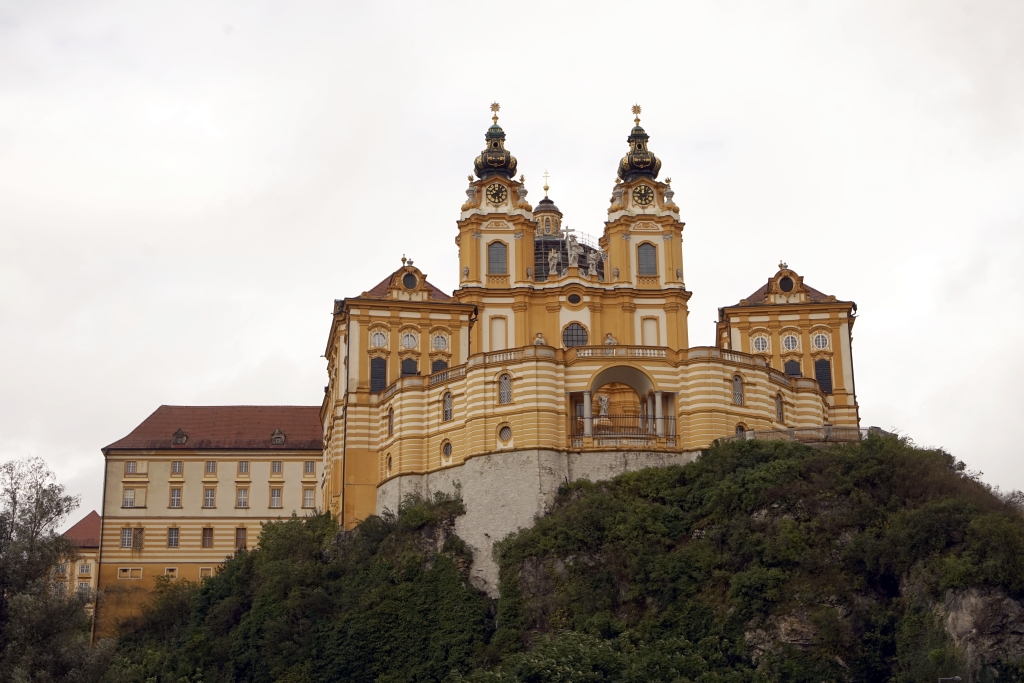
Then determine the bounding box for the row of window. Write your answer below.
[116,567,215,580]
[751,333,830,353]
[369,357,451,392]
[486,241,659,277]
[121,526,251,550]
[733,377,789,423]
[384,374,513,436]
[123,486,315,509]
[53,581,91,596]
[127,460,315,476]
[54,562,91,576]
[369,331,450,352]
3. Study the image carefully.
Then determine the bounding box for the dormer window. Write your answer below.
[172,429,187,445]
[779,276,794,292]
[271,429,286,446]
[402,273,417,289]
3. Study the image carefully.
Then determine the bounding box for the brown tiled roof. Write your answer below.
[64,510,101,548]
[363,272,452,301]
[104,405,322,452]
[734,282,832,307]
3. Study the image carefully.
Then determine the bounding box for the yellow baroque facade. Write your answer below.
[321,107,862,589]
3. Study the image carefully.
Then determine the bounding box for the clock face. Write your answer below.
[632,185,654,206]
[486,183,508,205]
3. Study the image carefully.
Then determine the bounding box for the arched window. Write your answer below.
[562,322,588,348]
[784,360,802,377]
[487,241,508,275]
[370,357,387,393]
[736,424,746,436]
[387,407,394,436]
[775,394,784,423]
[498,373,512,404]
[443,392,453,422]
[637,243,658,276]
[431,358,448,373]
[732,375,744,405]
[814,358,833,394]
[401,358,418,376]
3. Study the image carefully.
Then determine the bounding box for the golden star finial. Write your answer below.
[490,101,500,124]
[631,104,641,125]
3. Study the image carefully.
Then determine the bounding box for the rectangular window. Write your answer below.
[124,461,137,474]
[167,528,179,548]
[171,460,183,475]
[814,358,833,394]
[238,461,249,474]
[370,357,387,393]
[79,563,90,575]
[199,567,212,578]
[270,488,282,508]
[77,581,90,593]
[121,528,133,548]
[203,488,216,508]
[487,241,508,275]
[118,568,142,579]
[55,563,67,575]
[236,488,248,508]
[170,488,182,508]
[271,460,282,474]
[131,528,144,550]
[205,461,217,475]
[303,488,315,509]
[304,461,315,475]
[201,528,214,548]
[637,243,658,276]
[122,488,135,507]
[235,527,247,550]
[164,568,177,579]
[641,317,659,346]
[54,582,66,597]
[489,316,507,351]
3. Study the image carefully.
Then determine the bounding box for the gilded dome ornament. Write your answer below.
[618,105,662,182]
[473,102,518,180]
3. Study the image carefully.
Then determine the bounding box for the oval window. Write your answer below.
[432,335,448,351]
[499,426,512,442]
[401,333,417,349]
[752,336,768,352]
[370,331,387,348]
[779,276,794,292]
[402,273,417,289]
[567,294,581,304]
[782,334,799,351]
[442,442,452,458]
[813,333,829,350]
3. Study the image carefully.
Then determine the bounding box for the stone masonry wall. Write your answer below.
[376,449,699,596]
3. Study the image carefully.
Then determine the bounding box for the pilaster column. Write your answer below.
[582,391,593,437]
[654,391,665,437]
[646,394,655,433]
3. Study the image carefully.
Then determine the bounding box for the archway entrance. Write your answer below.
[569,365,676,445]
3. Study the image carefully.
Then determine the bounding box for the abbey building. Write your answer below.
[93,106,861,629]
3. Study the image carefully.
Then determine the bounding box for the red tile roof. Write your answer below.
[104,405,322,452]
[736,282,832,306]
[64,510,101,548]
[363,272,452,301]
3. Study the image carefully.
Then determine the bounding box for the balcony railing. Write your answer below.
[574,346,668,358]
[428,364,467,387]
[569,414,676,437]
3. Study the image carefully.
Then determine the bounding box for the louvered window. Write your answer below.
[431,358,448,373]
[784,360,802,377]
[401,358,418,376]
[638,244,657,276]
[370,357,387,392]
[443,392,453,422]
[814,358,833,394]
[732,376,744,405]
[498,374,512,404]
[775,394,784,423]
[487,242,508,275]
[387,407,394,436]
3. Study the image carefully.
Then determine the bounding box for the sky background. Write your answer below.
[1,0,1022,527]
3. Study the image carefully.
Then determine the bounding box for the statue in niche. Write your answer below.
[534,333,546,345]
[547,248,560,278]
[596,394,610,417]
[604,333,618,346]
[586,250,599,276]
[567,235,584,267]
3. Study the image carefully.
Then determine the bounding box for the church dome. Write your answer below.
[473,104,518,180]
[617,106,662,182]
[533,196,562,216]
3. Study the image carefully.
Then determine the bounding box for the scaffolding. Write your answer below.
[533,230,605,282]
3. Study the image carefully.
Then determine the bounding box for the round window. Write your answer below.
[782,335,799,351]
[499,426,512,442]
[401,333,417,349]
[442,442,452,458]
[562,323,589,348]
[813,333,829,350]
[779,276,794,292]
[567,294,582,304]
[370,331,387,348]
[752,336,769,353]
[432,335,448,351]
[402,273,417,289]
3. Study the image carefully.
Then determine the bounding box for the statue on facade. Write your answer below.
[547,248,560,278]
[604,333,618,345]
[596,394,610,417]
[534,333,546,346]
[567,235,584,268]
[586,250,599,276]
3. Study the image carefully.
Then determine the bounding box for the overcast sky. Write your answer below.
[1,1,1022,525]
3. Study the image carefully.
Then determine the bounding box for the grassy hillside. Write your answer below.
[106,436,1024,682]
